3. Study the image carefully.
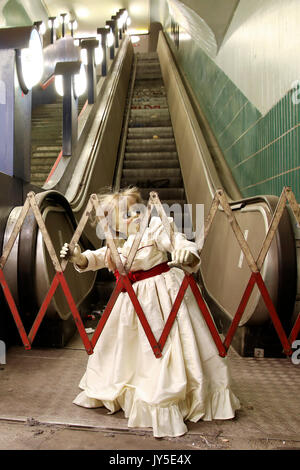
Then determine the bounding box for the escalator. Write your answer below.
[120,53,186,206]
[93,50,297,359]
[0,36,298,356]
[30,96,87,187]
[95,51,193,306]
[0,36,133,348]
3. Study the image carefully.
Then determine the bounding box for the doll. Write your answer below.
[60,187,240,438]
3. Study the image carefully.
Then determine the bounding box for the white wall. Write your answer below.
[215,0,300,115]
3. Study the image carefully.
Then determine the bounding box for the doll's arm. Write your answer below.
[60,243,88,269]
[168,247,200,269]
[150,217,201,273]
[60,243,107,272]
[169,232,201,272]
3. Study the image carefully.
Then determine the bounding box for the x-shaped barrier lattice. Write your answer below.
[0,187,299,358]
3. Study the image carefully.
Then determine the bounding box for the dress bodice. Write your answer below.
[76,217,200,274]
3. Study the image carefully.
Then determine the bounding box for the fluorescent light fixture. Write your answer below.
[117,16,123,29]
[76,7,89,19]
[55,64,86,97]
[40,22,46,35]
[74,64,87,97]
[18,28,43,92]
[60,13,70,24]
[129,4,143,15]
[122,10,128,23]
[34,21,46,36]
[80,48,88,65]
[95,45,104,65]
[106,30,114,48]
[55,74,64,96]
[130,35,140,44]
[69,20,78,30]
[48,17,59,28]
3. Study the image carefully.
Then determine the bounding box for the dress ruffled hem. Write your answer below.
[73,386,241,438]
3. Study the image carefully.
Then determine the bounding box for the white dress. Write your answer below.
[73,217,240,437]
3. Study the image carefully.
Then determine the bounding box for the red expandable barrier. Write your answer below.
[0,188,299,360]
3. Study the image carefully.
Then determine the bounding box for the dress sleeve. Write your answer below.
[149,217,201,273]
[74,246,107,273]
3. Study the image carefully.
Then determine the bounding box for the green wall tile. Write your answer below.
[156,2,300,202]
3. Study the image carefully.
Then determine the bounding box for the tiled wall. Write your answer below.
[175,40,300,201]
[152,1,300,202]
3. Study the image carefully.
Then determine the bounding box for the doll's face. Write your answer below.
[109,196,141,238]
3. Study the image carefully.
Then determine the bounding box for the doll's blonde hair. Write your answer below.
[91,186,143,272]
[90,186,143,226]
[98,186,142,211]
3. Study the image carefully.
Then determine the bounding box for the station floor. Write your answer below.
[0,329,300,451]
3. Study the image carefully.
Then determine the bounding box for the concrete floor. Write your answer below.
[0,330,300,451]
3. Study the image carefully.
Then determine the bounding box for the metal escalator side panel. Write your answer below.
[268,197,297,330]
[2,207,22,308]
[35,205,96,320]
[17,205,40,317]
[200,202,279,326]
[17,190,96,322]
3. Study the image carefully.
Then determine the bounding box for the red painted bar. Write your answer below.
[0,269,31,350]
[91,280,123,349]
[58,272,93,355]
[254,272,292,356]
[40,74,55,90]
[28,273,60,345]
[223,273,257,351]
[158,275,189,351]
[78,99,88,118]
[46,150,63,183]
[289,313,300,344]
[122,276,162,358]
[188,275,227,358]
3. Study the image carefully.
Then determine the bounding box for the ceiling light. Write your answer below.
[130,35,140,44]
[16,28,44,93]
[74,64,87,97]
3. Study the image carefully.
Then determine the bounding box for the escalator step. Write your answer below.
[32,152,60,158]
[126,138,175,146]
[130,108,170,117]
[31,171,52,178]
[34,146,61,151]
[129,118,172,127]
[133,87,166,95]
[127,127,174,139]
[145,199,187,209]
[31,158,58,166]
[131,98,168,106]
[125,152,178,160]
[139,188,185,200]
[123,160,180,169]
[126,144,177,153]
[123,168,181,178]
[121,177,183,187]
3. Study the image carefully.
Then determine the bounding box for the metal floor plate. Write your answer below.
[0,335,300,440]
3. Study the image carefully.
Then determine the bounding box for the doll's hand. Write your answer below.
[60,243,88,268]
[168,249,198,268]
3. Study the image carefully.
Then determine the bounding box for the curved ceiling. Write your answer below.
[42,0,150,36]
[179,0,239,47]
[0,0,238,44]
